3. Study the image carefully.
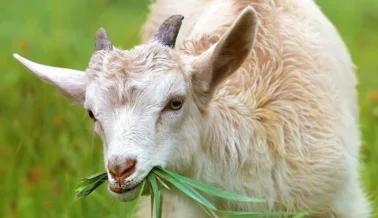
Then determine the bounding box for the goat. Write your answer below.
[13,0,371,217]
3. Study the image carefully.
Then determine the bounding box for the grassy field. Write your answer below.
[0,0,377,217]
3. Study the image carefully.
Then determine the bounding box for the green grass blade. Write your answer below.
[150,182,154,218]
[142,186,151,196]
[196,202,218,218]
[161,169,265,203]
[156,175,170,190]
[75,182,103,198]
[148,173,162,218]
[127,180,147,218]
[77,172,107,186]
[75,172,108,199]
[153,169,217,210]
[80,171,107,180]
[159,194,164,218]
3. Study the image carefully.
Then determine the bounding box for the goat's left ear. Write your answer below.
[13,54,87,103]
[191,6,258,111]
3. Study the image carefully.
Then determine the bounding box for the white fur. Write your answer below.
[13,0,371,217]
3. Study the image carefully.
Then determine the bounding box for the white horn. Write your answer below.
[13,53,87,103]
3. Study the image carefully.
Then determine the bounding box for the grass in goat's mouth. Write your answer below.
[75,168,309,218]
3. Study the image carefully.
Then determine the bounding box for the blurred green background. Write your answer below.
[0,0,377,217]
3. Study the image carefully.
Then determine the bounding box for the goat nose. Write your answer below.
[107,159,137,184]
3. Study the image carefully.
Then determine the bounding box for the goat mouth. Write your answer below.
[108,183,141,194]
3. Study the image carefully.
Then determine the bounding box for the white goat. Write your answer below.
[14,0,371,217]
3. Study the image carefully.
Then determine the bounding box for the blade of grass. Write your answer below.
[75,183,102,198]
[148,173,162,218]
[75,173,108,199]
[196,202,218,218]
[75,171,107,197]
[150,182,154,218]
[142,181,151,196]
[160,169,265,203]
[156,175,170,190]
[159,194,164,218]
[127,180,147,218]
[77,172,107,186]
[153,170,217,210]
[80,171,107,181]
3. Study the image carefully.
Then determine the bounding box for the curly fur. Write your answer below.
[137,0,371,217]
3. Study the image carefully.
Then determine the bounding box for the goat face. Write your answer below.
[84,42,201,201]
[13,6,258,201]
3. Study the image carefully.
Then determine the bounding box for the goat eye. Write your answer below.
[168,97,183,110]
[87,110,96,120]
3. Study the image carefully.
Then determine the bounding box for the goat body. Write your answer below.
[13,0,371,217]
[138,0,370,217]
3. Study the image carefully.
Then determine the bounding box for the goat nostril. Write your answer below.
[108,159,137,183]
[120,159,137,180]
[121,159,136,175]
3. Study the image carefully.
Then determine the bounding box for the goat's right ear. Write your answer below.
[13,54,87,103]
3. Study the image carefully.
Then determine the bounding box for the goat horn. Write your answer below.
[13,53,85,87]
[95,28,113,51]
[153,15,184,48]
